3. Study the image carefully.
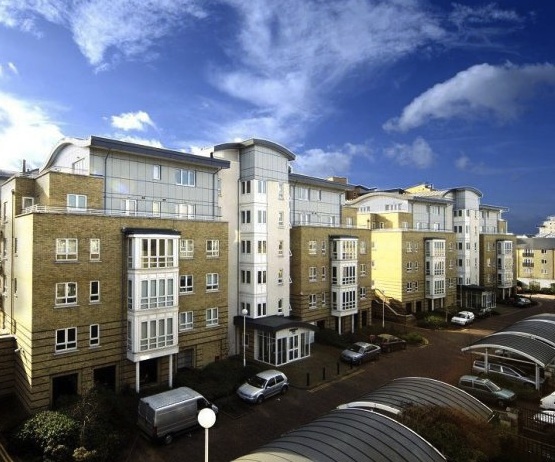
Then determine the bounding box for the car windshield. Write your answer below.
[247,375,267,389]
[484,380,501,391]
[348,345,362,352]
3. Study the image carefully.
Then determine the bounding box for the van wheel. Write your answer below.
[498,400,506,408]
[256,395,264,404]
[281,385,288,395]
[163,433,173,445]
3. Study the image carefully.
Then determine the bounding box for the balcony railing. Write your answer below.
[20,205,222,221]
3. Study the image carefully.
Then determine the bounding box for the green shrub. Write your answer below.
[11,410,79,461]
[417,314,448,329]
[400,331,424,345]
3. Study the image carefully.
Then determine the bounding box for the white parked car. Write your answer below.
[533,410,555,428]
[451,311,475,326]
[540,391,555,410]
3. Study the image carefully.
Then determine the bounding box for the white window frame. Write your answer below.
[179,311,194,331]
[153,165,161,180]
[180,239,194,258]
[176,168,196,186]
[309,266,317,282]
[56,238,78,261]
[206,307,219,326]
[90,239,100,261]
[308,294,317,309]
[206,240,220,257]
[55,327,77,352]
[67,194,87,211]
[22,196,34,210]
[90,324,100,347]
[179,275,194,294]
[56,282,77,306]
[90,280,100,303]
[308,240,317,255]
[206,273,219,291]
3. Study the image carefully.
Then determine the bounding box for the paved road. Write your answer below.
[122,296,555,462]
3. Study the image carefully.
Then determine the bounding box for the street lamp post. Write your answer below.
[382,292,385,328]
[242,307,248,367]
[198,407,216,462]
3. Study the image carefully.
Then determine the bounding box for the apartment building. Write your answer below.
[516,216,555,289]
[0,137,231,412]
[0,136,517,412]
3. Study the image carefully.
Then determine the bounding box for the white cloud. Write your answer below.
[292,142,374,179]
[111,111,155,131]
[0,92,65,170]
[0,61,19,78]
[112,134,164,149]
[0,0,207,68]
[384,137,435,169]
[383,62,555,132]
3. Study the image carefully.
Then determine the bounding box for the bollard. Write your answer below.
[306,372,310,387]
[337,362,340,375]
[322,367,326,381]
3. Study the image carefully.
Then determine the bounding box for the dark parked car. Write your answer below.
[340,342,381,365]
[374,334,407,353]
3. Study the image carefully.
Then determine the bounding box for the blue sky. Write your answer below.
[0,1,554,235]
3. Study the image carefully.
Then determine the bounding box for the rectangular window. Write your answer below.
[22,196,34,210]
[309,294,317,309]
[321,241,327,255]
[257,210,267,224]
[152,201,161,217]
[206,273,219,291]
[241,270,251,284]
[179,311,194,331]
[90,239,100,261]
[176,203,195,219]
[360,287,367,299]
[67,194,87,211]
[56,327,77,352]
[308,241,317,255]
[176,169,196,186]
[257,302,267,316]
[257,180,267,194]
[278,211,284,226]
[90,281,100,303]
[309,267,317,282]
[295,186,309,200]
[180,239,194,258]
[257,270,267,284]
[56,282,77,306]
[153,165,161,180]
[360,241,367,254]
[206,240,220,257]
[360,263,367,277]
[56,238,78,261]
[206,307,218,326]
[241,240,252,254]
[241,181,251,194]
[90,324,100,346]
[278,241,284,256]
[278,269,284,284]
[122,199,137,215]
[257,240,267,254]
[321,266,326,281]
[139,277,175,309]
[241,210,251,224]
[179,275,193,294]
[321,292,327,307]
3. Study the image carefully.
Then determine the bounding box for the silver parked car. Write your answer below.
[472,360,544,388]
[236,370,289,404]
[451,310,475,326]
[340,342,381,365]
[457,375,516,407]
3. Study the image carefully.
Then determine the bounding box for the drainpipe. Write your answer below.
[9,189,15,333]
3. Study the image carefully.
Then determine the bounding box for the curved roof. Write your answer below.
[353,377,494,422]
[212,138,296,161]
[41,136,230,172]
[461,313,555,368]
[233,408,446,462]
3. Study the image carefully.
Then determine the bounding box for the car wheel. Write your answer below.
[281,385,289,395]
[163,433,173,445]
[498,400,507,408]
[256,395,264,404]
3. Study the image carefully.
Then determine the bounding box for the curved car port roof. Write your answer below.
[233,408,446,462]
[461,313,555,369]
[233,377,493,461]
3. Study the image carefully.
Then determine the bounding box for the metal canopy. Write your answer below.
[355,377,494,422]
[234,408,446,462]
[461,313,555,368]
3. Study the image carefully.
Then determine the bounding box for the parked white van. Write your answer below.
[137,387,218,444]
[540,391,555,410]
